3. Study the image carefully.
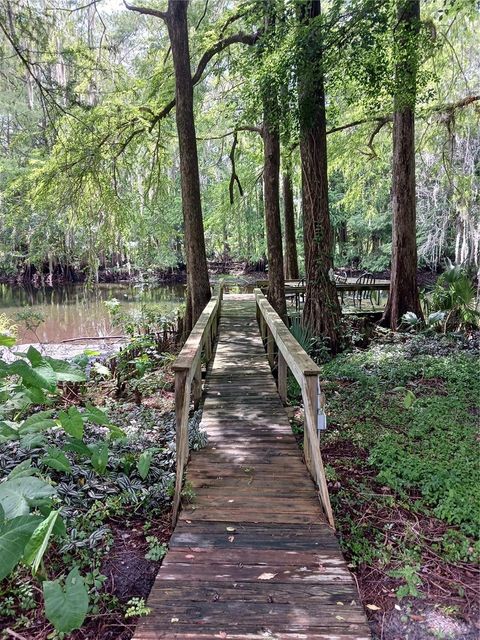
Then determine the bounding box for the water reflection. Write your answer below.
[0,283,185,344]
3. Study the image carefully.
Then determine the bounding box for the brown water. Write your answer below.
[0,283,185,344]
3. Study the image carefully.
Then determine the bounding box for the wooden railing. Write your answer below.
[171,282,224,523]
[254,288,335,528]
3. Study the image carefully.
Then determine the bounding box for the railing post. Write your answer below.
[278,351,287,403]
[205,326,212,361]
[192,360,202,410]
[260,315,266,341]
[304,375,316,476]
[304,374,335,528]
[172,369,190,523]
[267,326,274,367]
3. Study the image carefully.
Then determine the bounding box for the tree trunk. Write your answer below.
[263,123,287,320]
[283,171,299,280]
[381,0,423,329]
[167,0,210,331]
[297,0,341,353]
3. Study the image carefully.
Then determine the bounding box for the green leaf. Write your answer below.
[26,346,45,367]
[0,334,16,348]
[137,448,158,480]
[0,421,19,443]
[88,443,109,475]
[0,514,44,580]
[23,510,60,573]
[0,476,56,519]
[64,438,91,458]
[19,410,56,435]
[43,567,89,633]
[20,433,46,450]
[8,459,34,479]
[83,349,100,357]
[26,385,48,404]
[106,423,126,440]
[84,403,111,426]
[44,357,86,383]
[36,504,66,537]
[58,406,84,439]
[41,447,72,474]
[4,390,32,412]
[9,360,57,392]
[403,390,416,409]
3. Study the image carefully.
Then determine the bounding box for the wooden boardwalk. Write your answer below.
[134,295,371,639]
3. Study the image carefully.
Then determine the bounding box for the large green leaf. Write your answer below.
[44,357,86,383]
[8,459,34,479]
[0,514,43,580]
[26,346,45,367]
[0,476,56,519]
[26,385,48,404]
[43,567,89,633]
[0,334,16,348]
[19,411,56,435]
[41,447,72,474]
[88,443,109,475]
[106,423,126,440]
[20,433,46,450]
[8,360,57,392]
[23,509,60,573]
[0,421,19,443]
[137,448,160,480]
[58,406,84,439]
[84,403,110,426]
[64,438,91,458]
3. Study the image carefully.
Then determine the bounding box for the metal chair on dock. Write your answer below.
[353,272,376,308]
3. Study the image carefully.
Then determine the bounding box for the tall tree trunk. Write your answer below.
[297,0,341,353]
[263,122,287,320]
[381,0,422,328]
[260,6,286,320]
[167,0,210,331]
[283,171,299,280]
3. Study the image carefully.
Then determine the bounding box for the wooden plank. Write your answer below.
[144,581,360,602]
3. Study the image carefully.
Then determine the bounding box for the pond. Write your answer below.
[0,283,185,344]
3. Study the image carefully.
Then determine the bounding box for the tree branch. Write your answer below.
[123,1,167,21]
[325,95,479,138]
[191,32,260,86]
[197,125,262,141]
[147,31,260,131]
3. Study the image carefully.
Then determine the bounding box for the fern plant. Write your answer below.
[432,262,480,332]
[289,316,316,354]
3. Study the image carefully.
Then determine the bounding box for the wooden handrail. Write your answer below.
[254,288,335,528]
[171,281,224,523]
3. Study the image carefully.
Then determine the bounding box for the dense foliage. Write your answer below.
[0,0,478,280]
